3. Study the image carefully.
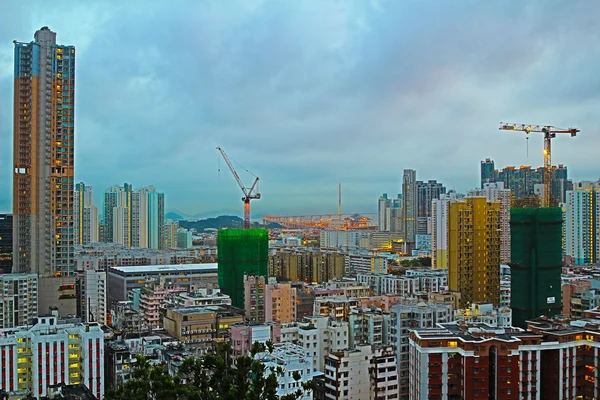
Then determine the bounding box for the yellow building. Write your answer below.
[448,197,501,308]
[163,305,243,350]
[269,251,345,283]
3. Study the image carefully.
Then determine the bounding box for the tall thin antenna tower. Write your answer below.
[338,182,342,220]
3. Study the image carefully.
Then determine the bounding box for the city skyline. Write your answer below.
[1,1,599,217]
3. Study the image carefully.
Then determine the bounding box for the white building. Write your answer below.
[431,192,456,268]
[405,269,448,292]
[345,254,388,275]
[78,270,107,325]
[320,230,367,250]
[297,316,348,372]
[565,184,600,264]
[357,273,419,296]
[372,346,398,400]
[0,274,38,328]
[257,343,316,400]
[0,316,104,399]
[324,344,372,400]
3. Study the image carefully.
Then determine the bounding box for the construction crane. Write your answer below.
[216,147,260,229]
[499,123,579,207]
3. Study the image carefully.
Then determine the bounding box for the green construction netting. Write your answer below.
[510,207,563,327]
[218,229,268,308]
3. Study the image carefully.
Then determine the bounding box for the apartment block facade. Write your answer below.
[13,27,76,277]
[448,196,501,307]
[74,182,98,245]
[565,183,600,265]
[0,316,104,399]
[0,274,38,328]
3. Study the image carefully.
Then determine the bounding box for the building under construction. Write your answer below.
[510,207,563,328]
[217,229,268,308]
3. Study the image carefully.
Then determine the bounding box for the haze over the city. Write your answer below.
[1,0,599,217]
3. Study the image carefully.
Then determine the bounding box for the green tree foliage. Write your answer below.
[106,343,313,400]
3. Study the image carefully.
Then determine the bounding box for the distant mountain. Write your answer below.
[165,212,185,221]
[179,215,281,231]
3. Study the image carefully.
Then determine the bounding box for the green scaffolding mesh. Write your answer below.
[510,207,563,328]
[218,229,268,308]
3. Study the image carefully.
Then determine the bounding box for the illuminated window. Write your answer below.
[448,341,458,348]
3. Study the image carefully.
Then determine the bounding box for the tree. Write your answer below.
[106,343,313,400]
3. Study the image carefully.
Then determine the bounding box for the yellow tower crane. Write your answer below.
[499,123,579,207]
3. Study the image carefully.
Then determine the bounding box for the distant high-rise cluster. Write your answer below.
[103,184,165,249]
[480,158,572,206]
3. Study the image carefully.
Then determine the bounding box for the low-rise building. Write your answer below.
[314,297,359,321]
[454,303,512,327]
[229,322,281,358]
[256,343,316,400]
[163,305,243,354]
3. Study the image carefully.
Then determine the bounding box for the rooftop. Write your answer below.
[109,263,218,275]
[170,305,241,315]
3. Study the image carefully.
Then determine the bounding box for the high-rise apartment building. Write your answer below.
[431,192,458,269]
[390,195,402,233]
[510,207,562,327]
[378,194,391,231]
[0,274,38,328]
[163,220,179,249]
[402,169,417,243]
[416,179,446,235]
[103,184,132,245]
[13,27,76,277]
[74,182,98,245]
[480,158,495,188]
[389,303,452,399]
[448,197,501,308]
[468,182,512,264]
[565,181,600,265]
[103,185,164,249]
[0,214,13,274]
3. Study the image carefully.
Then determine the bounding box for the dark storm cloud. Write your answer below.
[1,0,599,217]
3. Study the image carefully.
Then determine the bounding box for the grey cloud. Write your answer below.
[0,0,599,217]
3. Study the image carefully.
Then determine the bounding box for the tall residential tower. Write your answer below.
[13,27,75,276]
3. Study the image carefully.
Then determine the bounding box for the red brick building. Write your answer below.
[409,319,600,400]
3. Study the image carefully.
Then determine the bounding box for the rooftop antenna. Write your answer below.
[338,182,342,220]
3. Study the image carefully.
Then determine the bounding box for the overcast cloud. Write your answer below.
[1,0,599,217]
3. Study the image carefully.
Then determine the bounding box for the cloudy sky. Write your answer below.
[1,1,599,218]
